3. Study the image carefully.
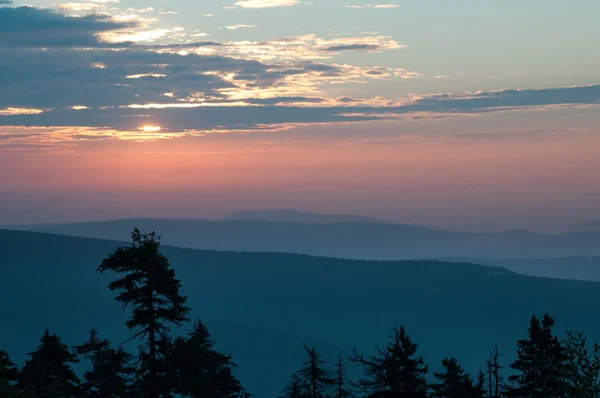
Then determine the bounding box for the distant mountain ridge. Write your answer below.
[222,209,387,224]
[567,220,600,233]
[3,229,600,396]
[15,217,600,260]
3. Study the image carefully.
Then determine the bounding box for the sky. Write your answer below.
[1,0,599,232]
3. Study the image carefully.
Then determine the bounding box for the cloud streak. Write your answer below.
[0,6,135,47]
[232,0,301,8]
[344,4,399,9]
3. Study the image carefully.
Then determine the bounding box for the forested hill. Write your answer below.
[15,217,600,259]
[3,229,600,396]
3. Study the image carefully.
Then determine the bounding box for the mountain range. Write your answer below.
[12,217,599,261]
[3,229,600,396]
[221,209,387,224]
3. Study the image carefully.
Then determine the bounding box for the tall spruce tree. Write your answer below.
[18,328,80,398]
[281,373,306,398]
[296,343,335,398]
[74,329,134,397]
[563,330,600,397]
[333,355,354,398]
[97,228,190,397]
[507,313,568,397]
[0,349,19,397]
[168,319,245,397]
[350,324,429,398]
[430,357,483,398]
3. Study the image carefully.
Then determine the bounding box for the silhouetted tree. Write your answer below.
[351,324,428,398]
[295,343,334,398]
[507,313,568,397]
[476,371,486,397]
[486,345,504,397]
[97,228,190,397]
[430,357,483,398]
[563,330,600,397]
[18,328,80,398]
[333,355,354,398]
[168,319,245,397]
[74,329,134,397]
[281,373,306,398]
[0,349,19,397]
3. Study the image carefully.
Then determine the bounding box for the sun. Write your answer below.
[139,125,162,132]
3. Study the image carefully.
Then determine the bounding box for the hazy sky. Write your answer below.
[1,0,599,232]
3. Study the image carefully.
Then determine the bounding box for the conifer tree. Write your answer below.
[0,349,19,397]
[168,319,245,397]
[74,329,134,397]
[486,346,504,398]
[18,328,80,398]
[507,313,568,397]
[333,355,354,398]
[97,228,190,397]
[430,357,483,398]
[476,371,486,397]
[563,330,600,397]
[296,343,334,398]
[350,324,429,398]
[281,373,306,398]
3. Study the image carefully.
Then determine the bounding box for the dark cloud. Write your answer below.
[322,44,381,52]
[0,105,387,131]
[0,6,135,47]
[0,47,361,109]
[2,85,599,132]
[0,48,270,108]
[0,0,12,5]
[404,85,600,113]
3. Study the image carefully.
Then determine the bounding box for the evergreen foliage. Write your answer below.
[168,319,245,397]
[430,357,483,398]
[563,330,600,397]
[74,329,134,397]
[507,313,568,397]
[296,343,334,398]
[333,355,354,398]
[97,228,190,397]
[0,349,19,397]
[350,324,429,398]
[18,328,80,398]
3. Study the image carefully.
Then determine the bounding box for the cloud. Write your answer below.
[226,24,258,30]
[3,86,599,136]
[219,34,405,61]
[232,0,300,8]
[0,0,12,5]
[5,3,597,148]
[0,6,135,47]
[55,2,105,12]
[344,4,399,9]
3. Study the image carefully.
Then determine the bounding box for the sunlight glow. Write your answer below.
[139,125,162,132]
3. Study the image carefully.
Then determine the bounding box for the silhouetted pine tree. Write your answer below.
[296,343,334,398]
[507,313,568,397]
[476,371,486,397]
[430,357,483,398]
[350,324,429,398]
[333,355,354,398]
[18,328,80,398]
[486,345,504,398]
[281,373,306,398]
[74,329,134,397]
[168,319,245,397]
[0,349,19,397]
[97,228,190,397]
[563,330,600,397]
